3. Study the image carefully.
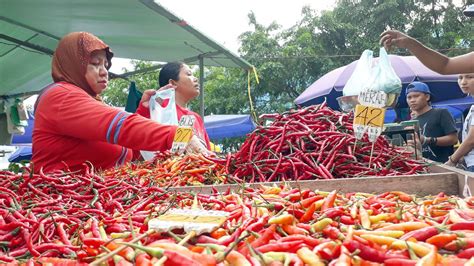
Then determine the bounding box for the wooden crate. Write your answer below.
[170,163,474,197]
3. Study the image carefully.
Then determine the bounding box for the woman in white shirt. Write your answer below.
[445,74,474,171]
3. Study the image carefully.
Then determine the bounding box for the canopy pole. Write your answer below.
[199,56,205,118]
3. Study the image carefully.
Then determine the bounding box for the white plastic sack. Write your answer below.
[368,47,402,94]
[140,89,179,161]
[343,50,374,96]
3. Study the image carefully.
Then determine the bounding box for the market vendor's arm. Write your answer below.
[380,30,474,75]
[420,133,458,147]
[446,126,474,166]
[45,86,177,151]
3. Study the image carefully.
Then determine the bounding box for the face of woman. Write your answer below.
[172,64,200,101]
[85,50,109,95]
[459,74,474,95]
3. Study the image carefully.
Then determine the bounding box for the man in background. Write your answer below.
[407,82,458,163]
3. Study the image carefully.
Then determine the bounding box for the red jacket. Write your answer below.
[32,82,177,172]
[136,101,211,149]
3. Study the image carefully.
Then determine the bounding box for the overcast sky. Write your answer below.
[110,0,336,73]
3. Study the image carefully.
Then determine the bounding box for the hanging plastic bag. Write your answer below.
[3,99,27,135]
[343,50,374,96]
[369,47,402,94]
[140,89,179,161]
[149,89,179,125]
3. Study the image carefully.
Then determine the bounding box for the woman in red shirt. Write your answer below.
[137,62,211,149]
[32,32,207,173]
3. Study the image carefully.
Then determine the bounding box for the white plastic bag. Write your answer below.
[343,50,374,96]
[149,89,179,125]
[369,47,402,94]
[140,89,179,161]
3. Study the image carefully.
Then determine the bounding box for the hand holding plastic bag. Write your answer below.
[342,48,402,96]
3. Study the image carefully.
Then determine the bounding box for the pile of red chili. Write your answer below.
[0,165,474,265]
[230,103,428,182]
[102,151,231,187]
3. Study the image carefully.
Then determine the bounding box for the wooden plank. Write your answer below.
[431,164,474,197]
[170,172,460,196]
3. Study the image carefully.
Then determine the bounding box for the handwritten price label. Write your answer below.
[148,209,229,234]
[179,115,196,127]
[358,89,388,108]
[171,127,193,153]
[354,105,385,128]
[353,105,386,142]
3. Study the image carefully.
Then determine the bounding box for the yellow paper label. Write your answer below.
[354,105,386,128]
[157,213,226,225]
[173,127,193,143]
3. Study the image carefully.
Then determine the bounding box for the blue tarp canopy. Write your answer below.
[204,114,256,140]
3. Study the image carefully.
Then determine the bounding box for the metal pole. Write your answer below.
[199,56,205,118]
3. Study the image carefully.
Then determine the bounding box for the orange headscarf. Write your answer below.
[51,32,113,96]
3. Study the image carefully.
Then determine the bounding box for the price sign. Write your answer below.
[179,115,196,127]
[353,105,386,142]
[171,127,193,153]
[358,89,388,108]
[171,115,196,154]
[148,209,229,234]
[354,105,386,128]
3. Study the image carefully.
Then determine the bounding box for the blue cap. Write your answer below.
[406,81,432,96]
[464,5,474,17]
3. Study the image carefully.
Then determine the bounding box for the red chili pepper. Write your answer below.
[450,221,474,231]
[344,240,400,263]
[278,235,320,247]
[300,195,324,208]
[400,226,439,241]
[255,240,304,253]
[340,215,355,225]
[457,247,474,259]
[239,224,277,256]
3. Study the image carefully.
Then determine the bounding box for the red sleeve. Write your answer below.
[136,102,150,118]
[51,88,176,152]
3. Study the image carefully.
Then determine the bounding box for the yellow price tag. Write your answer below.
[173,127,193,143]
[354,105,386,128]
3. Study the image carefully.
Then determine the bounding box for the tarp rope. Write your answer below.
[247,66,259,123]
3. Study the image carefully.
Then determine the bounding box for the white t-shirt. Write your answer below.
[462,106,474,167]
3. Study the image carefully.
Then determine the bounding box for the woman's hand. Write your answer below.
[186,135,215,156]
[380,30,413,51]
[139,84,176,109]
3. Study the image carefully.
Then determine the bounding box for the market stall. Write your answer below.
[1,12,473,264]
[1,99,474,265]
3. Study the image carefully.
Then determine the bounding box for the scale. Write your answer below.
[382,120,420,159]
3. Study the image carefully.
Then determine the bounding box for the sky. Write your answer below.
[109,0,337,74]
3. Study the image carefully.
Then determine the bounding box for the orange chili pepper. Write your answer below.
[299,202,317,223]
[321,190,337,212]
[390,191,412,202]
[426,233,457,249]
[282,224,309,235]
[210,228,227,240]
